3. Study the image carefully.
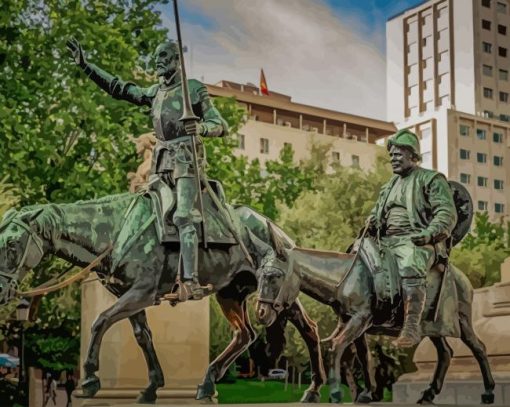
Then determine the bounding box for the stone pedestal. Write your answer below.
[393,257,510,404]
[73,277,209,406]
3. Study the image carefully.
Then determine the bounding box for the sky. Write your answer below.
[158,0,426,120]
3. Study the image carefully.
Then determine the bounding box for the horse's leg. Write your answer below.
[417,336,453,404]
[82,286,156,398]
[196,294,256,402]
[329,313,372,403]
[128,310,165,404]
[287,299,326,403]
[353,334,375,403]
[459,312,495,404]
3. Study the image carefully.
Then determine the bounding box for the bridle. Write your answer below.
[0,216,45,302]
[256,256,297,313]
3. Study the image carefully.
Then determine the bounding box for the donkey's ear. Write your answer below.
[267,221,288,261]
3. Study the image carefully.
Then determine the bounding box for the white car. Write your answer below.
[268,368,288,380]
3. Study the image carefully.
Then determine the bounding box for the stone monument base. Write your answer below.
[72,387,200,406]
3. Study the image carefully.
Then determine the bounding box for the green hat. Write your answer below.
[387,129,421,160]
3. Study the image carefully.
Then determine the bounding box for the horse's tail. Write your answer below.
[450,264,474,319]
[321,319,343,343]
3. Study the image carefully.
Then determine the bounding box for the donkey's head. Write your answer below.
[255,248,301,327]
[0,208,45,304]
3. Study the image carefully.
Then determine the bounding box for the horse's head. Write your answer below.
[0,209,45,304]
[255,249,301,327]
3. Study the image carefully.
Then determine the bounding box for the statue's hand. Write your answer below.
[66,37,87,68]
[410,230,432,246]
[184,121,206,137]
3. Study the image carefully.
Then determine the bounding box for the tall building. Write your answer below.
[207,80,396,172]
[387,0,510,219]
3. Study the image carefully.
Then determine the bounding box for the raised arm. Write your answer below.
[66,38,155,107]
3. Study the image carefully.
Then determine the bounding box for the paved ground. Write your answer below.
[78,404,509,407]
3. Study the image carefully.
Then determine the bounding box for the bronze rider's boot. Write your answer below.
[178,222,204,301]
[393,282,426,348]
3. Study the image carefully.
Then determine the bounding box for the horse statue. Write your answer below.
[255,246,496,404]
[0,192,327,404]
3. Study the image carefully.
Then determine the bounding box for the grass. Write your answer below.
[216,379,353,403]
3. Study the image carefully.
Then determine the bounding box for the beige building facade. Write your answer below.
[207,81,397,172]
[387,0,510,219]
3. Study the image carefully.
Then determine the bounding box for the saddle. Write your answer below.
[356,238,460,337]
[145,175,237,246]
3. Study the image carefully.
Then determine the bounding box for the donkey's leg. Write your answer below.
[287,299,326,403]
[417,336,453,404]
[353,334,375,403]
[329,313,372,403]
[129,310,165,404]
[82,286,156,398]
[459,313,495,404]
[196,294,256,402]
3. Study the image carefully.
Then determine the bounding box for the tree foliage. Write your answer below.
[1,0,169,373]
[450,212,510,288]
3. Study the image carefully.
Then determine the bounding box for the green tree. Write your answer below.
[1,0,169,376]
[450,212,510,288]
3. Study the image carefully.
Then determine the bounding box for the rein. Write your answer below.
[16,245,113,298]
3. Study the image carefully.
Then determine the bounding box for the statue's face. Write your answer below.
[154,43,178,78]
[389,145,417,175]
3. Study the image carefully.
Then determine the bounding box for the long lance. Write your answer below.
[173,0,208,249]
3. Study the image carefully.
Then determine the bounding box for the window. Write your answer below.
[260,138,269,154]
[460,173,471,184]
[332,152,340,162]
[484,110,494,118]
[500,114,510,122]
[499,47,508,57]
[477,152,487,163]
[460,149,471,160]
[484,87,494,98]
[460,124,470,136]
[495,179,504,189]
[495,203,505,213]
[483,42,492,53]
[500,69,509,80]
[499,24,507,35]
[483,64,493,76]
[500,92,509,102]
[482,20,492,30]
[351,155,360,168]
[482,0,491,7]
[237,134,245,149]
[494,155,504,166]
[493,132,504,142]
[478,201,488,211]
[497,1,507,13]
[478,176,488,187]
[477,129,487,140]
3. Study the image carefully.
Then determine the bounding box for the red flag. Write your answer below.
[260,69,269,96]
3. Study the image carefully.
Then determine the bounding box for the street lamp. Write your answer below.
[16,298,30,405]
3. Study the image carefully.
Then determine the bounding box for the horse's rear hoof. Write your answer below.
[417,387,435,405]
[482,392,494,404]
[196,383,218,403]
[356,390,373,404]
[81,375,101,398]
[329,390,343,403]
[300,390,320,403]
[136,390,157,404]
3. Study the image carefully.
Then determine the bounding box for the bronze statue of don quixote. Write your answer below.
[0,0,495,405]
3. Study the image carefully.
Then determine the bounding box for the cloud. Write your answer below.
[162,0,387,120]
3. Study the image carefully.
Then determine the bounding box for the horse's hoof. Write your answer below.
[329,390,343,403]
[417,388,435,405]
[482,392,494,404]
[198,396,218,404]
[300,390,321,403]
[136,389,157,404]
[81,375,101,398]
[356,390,373,404]
[196,382,217,400]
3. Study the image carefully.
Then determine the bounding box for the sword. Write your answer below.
[172,0,208,249]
